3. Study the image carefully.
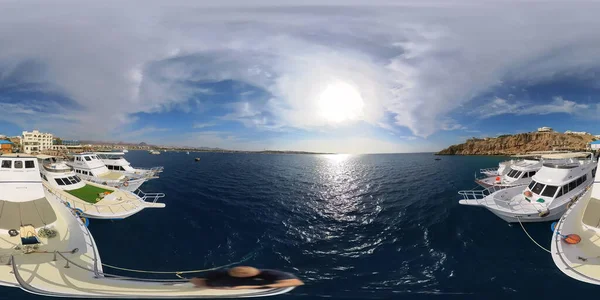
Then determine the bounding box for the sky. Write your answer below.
[2,0,600,153]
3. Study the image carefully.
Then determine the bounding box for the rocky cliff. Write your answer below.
[437,132,596,155]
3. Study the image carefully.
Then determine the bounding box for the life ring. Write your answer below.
[495,176,501,183]
[8,229,18,237]
[123,181,129,187]
[538,209,550,218]
[524,190,533,197]
[563,234,581,244]
[74,208,84,217]
[80,217,89,227]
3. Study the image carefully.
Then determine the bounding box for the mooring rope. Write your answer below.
[100,251,255,276]
[516,216,551,253]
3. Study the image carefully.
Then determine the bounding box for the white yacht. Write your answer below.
[475,158,543,188]
[93,151,163,178]
[460,153,596,223]
[480,159,518,177]
[65,153,146,192]
[149,150,160,155]
[551,160,600,285]
[38,155,165,219]
[0,154,296,297]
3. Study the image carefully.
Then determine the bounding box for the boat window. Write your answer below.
[55,178,66,186]
[528,181,536,189]
[577,177,583,186]
[107,165,113,170]
[522,172,529,178]
[14,161,23,169]
[74,176,81,182]
[528,171,536,177]
[542,185,558,197]
[583,175,587,182]
[84,156,91,161]
[76,157,81,161]
[593,167,597,178]
[515,171,523,178]
[25,161,35,168]
[556,187,563,198]
[1,160,11,168]
[67,176,77,184]
[562,184,570,195]
[531,182,545,194]
[568,180,577,191]
[119,166,125,171]
[507,169,516,177]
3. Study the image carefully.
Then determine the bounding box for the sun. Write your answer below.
[317,82,364,123]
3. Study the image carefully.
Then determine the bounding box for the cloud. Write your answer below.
[473,96,591,119]
[2,1,600,141]
[192,122,216,129]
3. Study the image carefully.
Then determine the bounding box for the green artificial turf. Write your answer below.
[66,184,112,204]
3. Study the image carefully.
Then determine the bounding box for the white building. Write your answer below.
[538,127,553,132]
[565,130,589,135]
[22,130,54,154]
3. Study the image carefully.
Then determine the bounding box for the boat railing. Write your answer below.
[458,184,514,201]
[479,167,498,175]
[134,189,166,203]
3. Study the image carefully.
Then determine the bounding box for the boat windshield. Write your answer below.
[528,180,561,198]
[97,153,123,160]
[506,169,523,178]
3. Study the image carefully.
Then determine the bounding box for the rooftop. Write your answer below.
[0,140,13,145]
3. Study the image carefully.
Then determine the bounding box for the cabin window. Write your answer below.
[84,156,91,161]
[568,180,577,191]
[55,178,66,186]
[84,171,89,175]
[577,177,583,186]
[507,170,516,178]
[522,172,529,178]
[118,166,125,171]
[593,167,597,178]
[582,175,588,182]
[73,176,81,183]
[76,157,81,161]
[542,185,558,197]
[25,161,34,168]
[531,182,545,194]
[1,160,11,168]
[67,176,77,184]
[562,185,570,195]
[14,161,23,169]
[107,165,113,170]
[528,171,536,177]
[528,181,536,189]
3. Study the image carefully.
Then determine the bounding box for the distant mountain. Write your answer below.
[139,142,148,146]
[437,132,596,155]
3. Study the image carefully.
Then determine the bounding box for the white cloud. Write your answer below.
[473,96,591,119]
[2,1,600,142]
[192,122,216,129]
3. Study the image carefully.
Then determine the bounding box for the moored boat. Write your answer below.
[460,152,596,223]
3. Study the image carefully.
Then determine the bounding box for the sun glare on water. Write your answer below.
[317,82,364,123]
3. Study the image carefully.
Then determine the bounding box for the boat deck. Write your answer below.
[552,194,600,284]
[44,182,163,218]
[97,172,124,181]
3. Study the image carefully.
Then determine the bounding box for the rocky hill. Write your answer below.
[437,132,596,155]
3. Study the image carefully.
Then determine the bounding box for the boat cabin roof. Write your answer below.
[510,159,542,171]
[0,198,57,230]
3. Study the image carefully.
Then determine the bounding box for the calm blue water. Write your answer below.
[7,152,598,299]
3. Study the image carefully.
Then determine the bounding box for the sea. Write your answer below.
[7,152,598,299]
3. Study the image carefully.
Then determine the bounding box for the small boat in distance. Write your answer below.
[186,151,190,155]
[459,152,596,223]
[195,157,200,162]
[149,150,160,155]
